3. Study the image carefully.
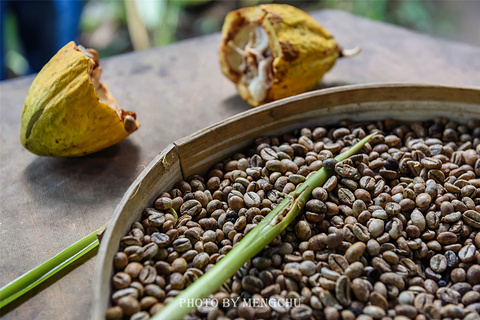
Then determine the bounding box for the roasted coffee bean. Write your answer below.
[114,252,129,270]
[172,238,192,252]
[112,272,132,290]
[430,254,448,273]
[464,210,480,228]
[241,275,263,294]
[117,296,140,316]
[151,232,170,247]
[105,306,123,320]
[345,242,366,263]
[138,265,156,284]
[323,158,338,170]
[329,254,350,274]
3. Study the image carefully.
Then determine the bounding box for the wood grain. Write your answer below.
[1,9,480,320]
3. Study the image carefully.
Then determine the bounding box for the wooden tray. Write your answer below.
[91,83,480,319]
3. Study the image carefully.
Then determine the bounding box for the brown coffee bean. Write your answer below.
[468,265,480,285]
[463,291,480,305]
[260,147,278,161]
[414,293,435,313]
[192,252,209,270]
[334,161,358,178]
[243,191,261,208]
[291,304,313,320]
[464,210,480,228]
[114,252,129,270]
[430,254,448,273]
[344,262,363,280]
[144,284,164,300]
[151,232,170,247]
[124,245,144,262]
[179,199,202,216]
[306,199,327,213]
[395,304,418,318]
[325,230,343,249]
[363,305,386,318]
[242,275,263,294]
[106,306,123,320]
[380,272,405,290]
[155,197,172,210]
[265,160,287,173]
[440,304,468,318]
[328,254,349,274]
[459,244,477,262]
[308,234,326,251]
[451,282,472,295]
[335,275,351,306]
[338,188,356,205]
[295,220,312,240]
[117,296,140,316]
[112,272,132,290]
[169,272,185,290]
[324,306,340,320]
[353,223,370,242]
[141,242,158,260]
[451,268,467,283]
[345,242,366,263]
[172,238,192,252]
[138,265,156,284]
[351,278,370,302]
[368,219,385,238]
[368,291,387,310]
[437,287,461,305]
[423,304,441,320]
[124,262,143,279]
[437,232,458,245]
[130,311,150,320]
[299,260,316,276]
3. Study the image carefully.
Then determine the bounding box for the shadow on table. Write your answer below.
[23,139,141,206]
[316,80,353,90]
[220,94,251,113]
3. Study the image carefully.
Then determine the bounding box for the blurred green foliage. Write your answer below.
[3,10,29,76]
[78,0,456,58]
[1,0,468,79]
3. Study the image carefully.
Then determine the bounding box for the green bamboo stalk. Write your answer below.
[153,132,377,320]
[0,226,103,309]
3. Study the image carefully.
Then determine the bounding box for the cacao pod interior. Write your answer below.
[226,24,272,102]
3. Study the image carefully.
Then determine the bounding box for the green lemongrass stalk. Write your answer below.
[0,226,103,309]
[153,132,377,320]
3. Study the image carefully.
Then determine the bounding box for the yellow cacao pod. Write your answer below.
[219,4,341,107]
[20,41,139,157]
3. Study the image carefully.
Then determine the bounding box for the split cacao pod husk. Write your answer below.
[20,41,140,157]
[219,4,341,107]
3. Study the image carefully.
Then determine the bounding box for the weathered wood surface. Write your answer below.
[0,9,479,320]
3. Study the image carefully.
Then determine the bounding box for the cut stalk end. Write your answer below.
[339,45,362,58]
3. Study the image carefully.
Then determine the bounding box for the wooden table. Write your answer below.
[1,9,479,320]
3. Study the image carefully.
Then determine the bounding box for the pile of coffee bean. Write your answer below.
[106,118,480,320]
